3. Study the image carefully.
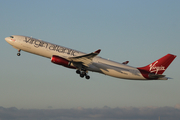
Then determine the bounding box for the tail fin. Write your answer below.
[138,54,176,75]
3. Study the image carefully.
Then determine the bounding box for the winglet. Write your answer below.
[122,61,129,65]
[94,49,101,54]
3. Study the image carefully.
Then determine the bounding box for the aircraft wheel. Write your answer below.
[82,72,86,76]
[80,74,84,78]
[76,70,80,74]
[85,75,90,80]
[17,53,21,56]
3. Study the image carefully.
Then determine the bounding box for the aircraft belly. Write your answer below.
[101,69,143,80]
[87,64,103,73]
[23,47,52,58]
[94,62,145,80]
[12,41,52,58]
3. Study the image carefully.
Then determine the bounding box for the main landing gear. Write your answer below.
[76,69,90,80]
[17,49,21,56]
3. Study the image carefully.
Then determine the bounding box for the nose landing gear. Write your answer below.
[17,49,21,56]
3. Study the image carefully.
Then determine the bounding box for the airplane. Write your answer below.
[5,35,176,80]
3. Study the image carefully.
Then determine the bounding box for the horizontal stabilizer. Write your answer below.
[148,73,165,79]
[157,77,168,80]
[149,73,170,80]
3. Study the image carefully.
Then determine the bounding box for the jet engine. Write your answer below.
[51,55,76,69]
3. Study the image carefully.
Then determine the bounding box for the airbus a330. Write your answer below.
[5,35,176,80]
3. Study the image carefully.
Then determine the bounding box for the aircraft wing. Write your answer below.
[67,49,101,67]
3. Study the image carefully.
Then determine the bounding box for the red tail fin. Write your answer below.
[138,54,176,74]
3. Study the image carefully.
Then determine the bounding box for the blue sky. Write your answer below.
[0,0,180,109]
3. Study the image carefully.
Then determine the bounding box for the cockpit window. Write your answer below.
[10,36,14,38]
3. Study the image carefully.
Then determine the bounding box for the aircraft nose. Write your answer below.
[5,36,15,45]
[5,37,8,42]
[5,37,9,42]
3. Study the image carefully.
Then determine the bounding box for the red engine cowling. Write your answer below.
[51,55,76,69]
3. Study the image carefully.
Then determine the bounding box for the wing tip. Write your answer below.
[94,49,101,54]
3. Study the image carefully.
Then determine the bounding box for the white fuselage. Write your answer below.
[5,35,146,80]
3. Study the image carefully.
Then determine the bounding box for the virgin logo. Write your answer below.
[149,61,165,74]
